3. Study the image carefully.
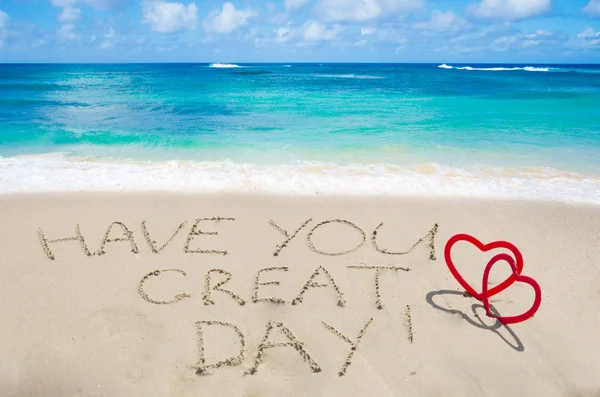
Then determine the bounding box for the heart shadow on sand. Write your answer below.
[425,290,524,352]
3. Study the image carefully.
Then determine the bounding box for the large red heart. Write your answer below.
[482,253,542,325]
[444,234,524,301]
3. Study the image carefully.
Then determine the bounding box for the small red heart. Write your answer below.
[482,253,542,325]
[444,234,524,301]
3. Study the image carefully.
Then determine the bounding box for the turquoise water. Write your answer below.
[1,63,599,199]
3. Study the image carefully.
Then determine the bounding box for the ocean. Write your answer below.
[1,63,599,201]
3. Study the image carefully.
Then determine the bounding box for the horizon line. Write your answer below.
[1,61,600,65]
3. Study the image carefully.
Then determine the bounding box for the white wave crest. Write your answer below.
[1,155,599,203]
[523,66,550,72]
[458,66,521,71]
[209,63,242,68]
[313,74,385,79]
[439,64,550,72]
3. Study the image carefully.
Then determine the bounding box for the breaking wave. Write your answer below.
[438,64,600,73]
[1,154,599,203]
[313,74,386,79]
[209,63,242,68]
[438,64,549,72]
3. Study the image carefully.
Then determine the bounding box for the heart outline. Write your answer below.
[482,253,542,325]
[444,234,524,301]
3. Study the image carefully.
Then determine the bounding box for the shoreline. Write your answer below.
[2,155,599,203]
[3,190,600,204]
[3,192,600,210]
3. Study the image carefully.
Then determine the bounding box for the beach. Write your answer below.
[1,0,600,392]
[1,192,599,396]
[2,62,600,396]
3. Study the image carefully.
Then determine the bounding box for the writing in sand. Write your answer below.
[37,217,439,377]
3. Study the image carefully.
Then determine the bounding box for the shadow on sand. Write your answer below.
[426,289,524,352]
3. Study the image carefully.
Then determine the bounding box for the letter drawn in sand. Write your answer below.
[292,266,345,307]
[252,267,289,304]
[142,220,187,254]
[38,224,93,260]
[322,317,374,377]
[184,217,235,255]
[195,321,245,376]
[270,218,312,257]
[97,222,139,256]
[405,305,414,344]
[306,220,366,256]
[203,269,246,306]
[347,266,411,310]
[372,223,439,260]
[137,269,191,305]
[245,322,321,375]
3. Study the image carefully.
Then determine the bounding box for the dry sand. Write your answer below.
[0,193,599,397]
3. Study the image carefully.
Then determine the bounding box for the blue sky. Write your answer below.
[0,0,599,62]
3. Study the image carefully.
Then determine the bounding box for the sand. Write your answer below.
[0,193,599,397]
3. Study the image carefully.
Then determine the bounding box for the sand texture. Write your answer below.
[0,193,599,397]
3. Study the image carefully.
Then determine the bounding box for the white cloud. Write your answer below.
[413,10,471,32]
[525,29,551,38]
[99,26,116,48]
[491,34,518,50]
[439,26,514,53]
[583,0,600,17]
[0,10,8,49]
[489,29,562,51]
[58,6,82,22]
[355,39,367,46]
[468,0,551,21]
[245,27,260,43]
[519,30,553,47]
[142,0,198,33]
[574,28,600,49]
[274,24,295,43]
[316,0,422,22]
[303,20,343,41]
[57,23,78,40]
[104,27,117,40]
[0,10,9,29]
[361,26,376,35]
[203,3,257,34]
[578,27,600,38]
[285,0,310,11]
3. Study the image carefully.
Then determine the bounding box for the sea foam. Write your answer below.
[439,64,550,72]
[313,74,386,79]
[1,155,599,203]
[209,63,242,68]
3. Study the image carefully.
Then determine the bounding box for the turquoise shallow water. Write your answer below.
[1,63,600,199]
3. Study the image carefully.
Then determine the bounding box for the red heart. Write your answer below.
[444,234,524,301]
[482,253,542,325]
